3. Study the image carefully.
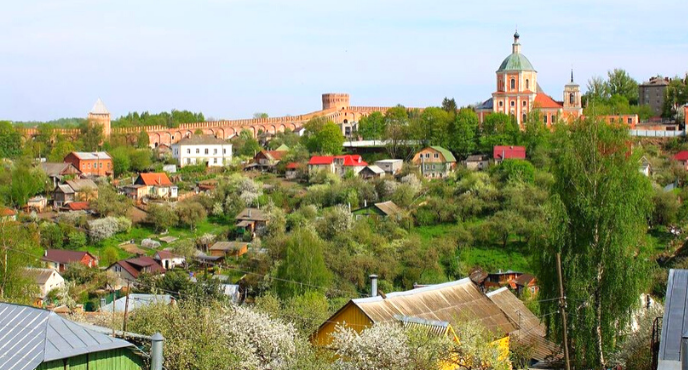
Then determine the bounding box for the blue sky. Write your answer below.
[1,0,686,121]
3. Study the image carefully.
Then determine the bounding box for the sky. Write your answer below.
[1,0,686,122]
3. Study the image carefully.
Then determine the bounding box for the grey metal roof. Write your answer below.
[659,269,688,366]
[0,303,134,370]
[100,294,172,313]
[72,152,111,160]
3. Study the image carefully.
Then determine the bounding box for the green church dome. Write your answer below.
[497,53,535,72]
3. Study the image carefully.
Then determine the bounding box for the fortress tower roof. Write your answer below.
[90,98,109,115]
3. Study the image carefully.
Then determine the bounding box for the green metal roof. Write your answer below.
[497,52,535,72]
[430,146,456,163]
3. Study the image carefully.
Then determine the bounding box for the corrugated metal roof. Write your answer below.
[486,288,560,363]
[351,278,517,337]
[0,303,134,370]
[660,269,688,365]
[100,294,172,313]
[373,201,403,217]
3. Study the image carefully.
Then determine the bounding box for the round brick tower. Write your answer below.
[322,93,350,111]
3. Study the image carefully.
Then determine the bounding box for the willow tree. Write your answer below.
[535,118,652,368]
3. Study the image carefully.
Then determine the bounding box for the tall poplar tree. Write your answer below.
[535,118,652,368]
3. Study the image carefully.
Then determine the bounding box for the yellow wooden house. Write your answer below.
[311,278,514,369]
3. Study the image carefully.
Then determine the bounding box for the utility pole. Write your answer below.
[122,282,131,335]
[557,253,572,370]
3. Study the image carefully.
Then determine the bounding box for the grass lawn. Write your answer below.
[412,223,533,275]
[78,215,230,262]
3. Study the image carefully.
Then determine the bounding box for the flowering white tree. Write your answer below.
[332,324,411,370]
[87,217,121,242]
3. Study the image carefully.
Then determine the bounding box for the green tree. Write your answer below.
[447,108,478,158]
[137,131,150,148]
[253,112,269,119]
[176,200,207,230]
[48,139,75,162]
[607,68,639,104]
[479,113,519,152]
[441,97,458,116]
[357,111,386,140]
[535,118,653,368]
[110,147,131,176]
[147,203,179,232]
[303,117,344,154]
[90,184,130,217]
[9,161,47,207]
[0,220,39,303]
[67,230,87,250]
[586,75,611,103]
[494,159,535,184]
[0,121,22,159]
[129,149,152,172]
[276,227,331,298]
[79,122,103,151]
[40,223,64,249]
[410,107,450,147]
[101,246,119,266]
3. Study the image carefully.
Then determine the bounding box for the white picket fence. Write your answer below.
[629,129,685,137]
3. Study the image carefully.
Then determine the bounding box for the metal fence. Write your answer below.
[629,129,685,137]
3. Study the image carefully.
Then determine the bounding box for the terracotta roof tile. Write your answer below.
[534,93,563,109]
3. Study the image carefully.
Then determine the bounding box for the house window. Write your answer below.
[627,117,632,124]
[214,158,218,164]
[223,149,226,154]
[186,158,190,164]
[425,153,430,158]
[510,78,515,90]
[87,163,91,169]
[196,149,199,154]
[551,115,556,123]
[99,163,103,168]
[544,115,548,123]
[205,149,209,155]
[434,153,439,158]
[213,148,218,154]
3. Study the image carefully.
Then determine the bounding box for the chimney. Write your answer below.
[369,274,378,297]
[151,333,165,370]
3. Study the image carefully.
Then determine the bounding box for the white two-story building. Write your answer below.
[171,135,233,167]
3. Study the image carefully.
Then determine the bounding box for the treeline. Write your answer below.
[112,110,205,128]
[584,68,654,120]
[11,117,86,128]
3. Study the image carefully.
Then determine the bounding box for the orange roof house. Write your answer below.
[133,173,177,199]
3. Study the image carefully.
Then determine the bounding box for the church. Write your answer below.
[475,32,583,127]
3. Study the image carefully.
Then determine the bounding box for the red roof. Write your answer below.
[42,249,97,265]
[111,256,165,279]
[673,151,688,161]
[138,173,173,186]
[155,250,180,260]
[286,162,300,169]
[0,208,16,217]
[64,202,90,211]
[493,146,527,160]
[308,155,368,166]
[266,150,287,161]
[534,93,563,109]
[309,156,334,165]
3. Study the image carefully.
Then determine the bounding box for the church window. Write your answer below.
[510,101,515,107]
[522,101,527,107]
[510,79,515,90]
[499,101,503,107]
[526,79,530,89]
[569,93,575,105]
[522,114,527,122]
